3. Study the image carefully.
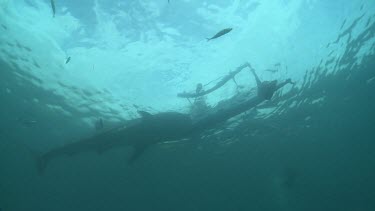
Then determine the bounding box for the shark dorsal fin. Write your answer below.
[138,111,152,119]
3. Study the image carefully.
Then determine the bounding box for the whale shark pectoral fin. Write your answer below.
[26,147,47,175]
[36,154,48,175]
[128,144,148,164]
[138,111,152,119]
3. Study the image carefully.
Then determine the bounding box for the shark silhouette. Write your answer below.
[35,75,294,174]
[36,111,193,174]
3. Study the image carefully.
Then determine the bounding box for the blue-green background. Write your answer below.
[0,0,375,210]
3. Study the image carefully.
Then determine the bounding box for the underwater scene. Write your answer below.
[0,0,375,210]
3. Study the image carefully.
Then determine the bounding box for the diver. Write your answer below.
[190,83,210,121]
[250,68,295,100]
[190,69,295,133]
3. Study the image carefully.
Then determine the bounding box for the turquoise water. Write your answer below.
[1,0,375,210]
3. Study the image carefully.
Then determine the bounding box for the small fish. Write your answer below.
[207,28,233,41]
[264,69,278,73]
[23,46,32,52]
[274,62,281,67]
[18,118,37,127]
[50,0,56,18]
[65,57,71,64]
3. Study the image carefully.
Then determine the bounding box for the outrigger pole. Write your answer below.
[177,62,254,98]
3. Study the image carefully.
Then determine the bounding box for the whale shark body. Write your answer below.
[35,78,288,174]
[36,111,193,173]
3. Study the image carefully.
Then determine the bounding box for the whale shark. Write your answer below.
[35,74,295,174]
[36,111,193,174]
